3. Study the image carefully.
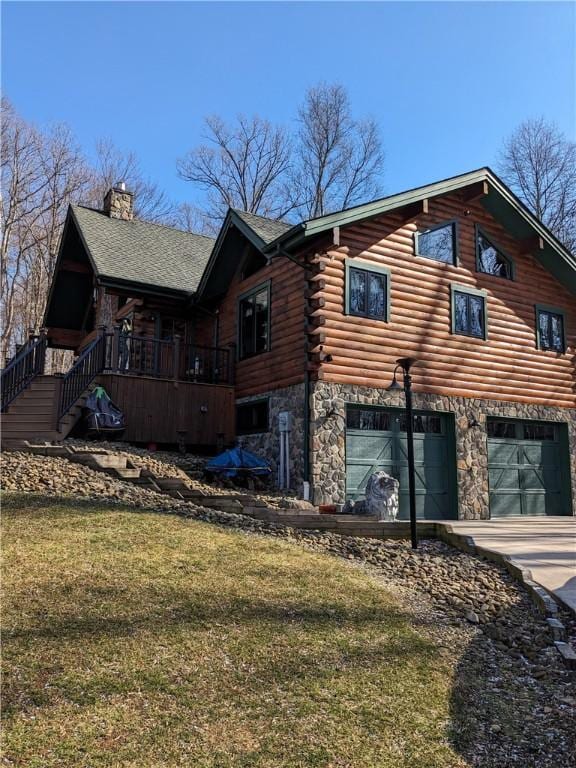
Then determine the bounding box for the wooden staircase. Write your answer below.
[1,376,86,449]
[1,331,108,450]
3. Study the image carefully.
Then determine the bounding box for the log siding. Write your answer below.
[199,256,308,399]
[308,194,575,408]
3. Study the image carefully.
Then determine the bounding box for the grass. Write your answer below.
[1,494,469,767]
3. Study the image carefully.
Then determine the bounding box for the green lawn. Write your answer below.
[2,494,468,768]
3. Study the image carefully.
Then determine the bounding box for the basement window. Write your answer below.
[236,400,269,434]
[415,221,457,264]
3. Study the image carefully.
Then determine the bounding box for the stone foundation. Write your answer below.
[309,382,576,519]
[236,383,306,492]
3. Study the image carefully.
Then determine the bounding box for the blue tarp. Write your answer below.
[206,447,271,477]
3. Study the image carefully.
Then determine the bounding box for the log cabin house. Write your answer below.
[3,169,575,520]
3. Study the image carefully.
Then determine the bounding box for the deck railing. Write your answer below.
[55,328,233,422]
[59,333,107,420]
[1,331,47,412]
[105,328,232,385]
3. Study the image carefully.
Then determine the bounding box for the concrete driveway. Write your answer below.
[444,517,576,614]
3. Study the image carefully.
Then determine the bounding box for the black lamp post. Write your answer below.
[387,357,418,550]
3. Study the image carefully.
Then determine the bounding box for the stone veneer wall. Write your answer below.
[236,383,306,492]
[309,382,576,519]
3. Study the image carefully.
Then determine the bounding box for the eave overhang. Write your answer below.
[195,209,275,301]
[262,167,576,295]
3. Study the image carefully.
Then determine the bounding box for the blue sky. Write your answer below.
[3,1,575,211]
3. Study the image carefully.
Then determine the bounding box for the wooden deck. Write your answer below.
[97,373,235,447]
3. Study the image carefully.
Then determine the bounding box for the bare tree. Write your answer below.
[172,202,218,236]
[498,117,576,253]
[1,100,91,360]
[293,83,384,218]
[1,102,176,365]
[177,115,293,223]
[85,138,176,223]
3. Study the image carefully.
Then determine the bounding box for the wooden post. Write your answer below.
[227,343,236,385]
[173,335,181,381]
[112,324,121,372]
[98,325,107,370]
[37,329,47,375]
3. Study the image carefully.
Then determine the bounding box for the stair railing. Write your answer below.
[1,331,47,412]
[58,331,108,421]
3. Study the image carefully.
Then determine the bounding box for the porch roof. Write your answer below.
[71,205,215,295]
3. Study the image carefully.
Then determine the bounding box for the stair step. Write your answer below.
[26,383,58,392]
[179,489,208,498]
[154,478,189,490]
[91,456,128,469]
[1,425,58,436]
[199,498,244,510]
[5,404,56,415]
[1,414,55,424]
[7,397,56,414]
[2,433,60,444]
[114,468,142,480]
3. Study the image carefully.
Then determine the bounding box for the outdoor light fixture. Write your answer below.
[387,357,418,550]
[468,417,480,428]
[386,371,403,392]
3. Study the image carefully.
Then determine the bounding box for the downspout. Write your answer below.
[303,368,310,486]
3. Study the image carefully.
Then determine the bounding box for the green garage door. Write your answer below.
[487,418,572,517]
[345,406,457,520]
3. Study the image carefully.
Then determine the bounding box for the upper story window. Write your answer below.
[536,306,565,353]
[415,221,457,264]
[451,285,487,339]
[476,228,513,279]
[345,260,390,322]
[238,282,270,359]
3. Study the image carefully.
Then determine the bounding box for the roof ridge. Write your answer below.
[232,208,291,226]
[304,166,492,226]
[72,204,216,241]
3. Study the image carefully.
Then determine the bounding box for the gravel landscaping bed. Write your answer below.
[2,450,575,767]
[63,439,294,508]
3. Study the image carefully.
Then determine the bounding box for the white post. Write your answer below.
[285,430,290,489]
[278,411,292,490]
[279,428,285,488]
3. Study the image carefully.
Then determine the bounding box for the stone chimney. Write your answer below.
[103,182,134,220]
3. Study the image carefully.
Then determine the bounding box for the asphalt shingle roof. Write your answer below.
[233,209,292,245]
[71,205,215,294]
